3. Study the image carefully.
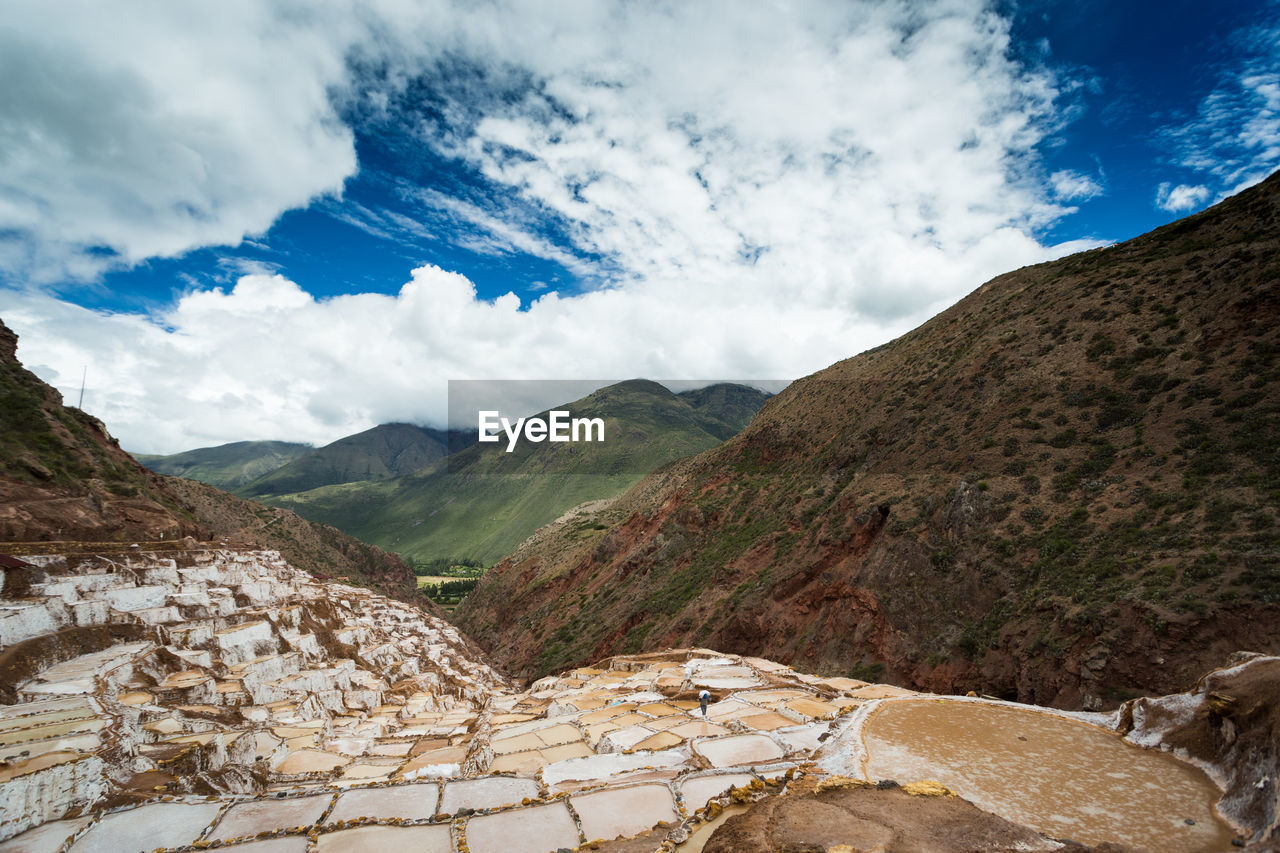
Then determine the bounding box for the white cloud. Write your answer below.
[0,0,1107,452]
[1050,169,1104,201]
[1155,182,1211,213]
[0,1,358,282]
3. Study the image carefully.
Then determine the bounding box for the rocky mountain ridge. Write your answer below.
[235,423,475,500]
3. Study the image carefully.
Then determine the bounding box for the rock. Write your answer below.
[1120,655,1280,845]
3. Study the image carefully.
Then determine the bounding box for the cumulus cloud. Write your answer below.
[0,1,358,282]
[1,0,1107,452]
[6,267,874,452]
[1155,182,1211,213]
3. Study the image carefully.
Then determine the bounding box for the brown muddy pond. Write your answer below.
[861,698,1235,851]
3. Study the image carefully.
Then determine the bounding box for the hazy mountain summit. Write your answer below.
[237,422,474,499]
[135,440,312,490]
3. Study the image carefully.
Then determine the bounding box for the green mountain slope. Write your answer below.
[134,440,313,490]
[265,380,771,564]
[455,171,1280,708]
[238,423,473,498]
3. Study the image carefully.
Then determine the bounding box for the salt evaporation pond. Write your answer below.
[861,698,1235,851]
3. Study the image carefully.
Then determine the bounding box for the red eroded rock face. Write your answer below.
[456,170,1280,706]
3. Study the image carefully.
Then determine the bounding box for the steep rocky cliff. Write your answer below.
[456,171,1280,708]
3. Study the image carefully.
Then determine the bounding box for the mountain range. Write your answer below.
[259,380,771,565]
[236,423,474,498]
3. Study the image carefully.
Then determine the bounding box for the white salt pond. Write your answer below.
[570,782,680,841]
[861,698,1235,851]
[328,782,439,822]
[692,732,784,768]
[437,776,539,814]
[68,802,223,852]
[209,794,331,841]
[679,773,755,810]
[314,824,452,853]
[0,817,90,853]
[464,802,580,853]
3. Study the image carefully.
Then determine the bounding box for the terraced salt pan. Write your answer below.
[314,824,452,853]
[438,776,539,814]
[0,816,90,853]
[774,722,829,753]
[692,732,784,768]
[786,697,838,718]
[541,748,688,786]
[21,643,150,696]
[208,794,331,840]
[328,782,439,822]
[207,839,308,853]
[701,698,758,721]
[0,750,82,782]
[68,802,223,852]
[399,746,467,778]
[276,749,350,774]
[740,711,795,731]
[4,549,1252,853]
[669,720,730,739]
[571,783,680,841]
[692,675,761,689]
[488,741,593,773]
[679,773,756,810]
[0,717,106,747]
[464,802,580,853]
[0,705,96,732]
[335,762,396,783]
[860,698,1234,852]
[634,730,684,750]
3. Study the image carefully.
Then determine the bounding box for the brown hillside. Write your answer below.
[0,319,419,601]
[456,171,1280,709]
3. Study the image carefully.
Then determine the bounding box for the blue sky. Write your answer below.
[1,0,1277,452]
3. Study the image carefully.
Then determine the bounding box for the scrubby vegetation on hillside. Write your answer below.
[457,171,1280,709]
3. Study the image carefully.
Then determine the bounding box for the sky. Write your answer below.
[1,0,1277,454]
